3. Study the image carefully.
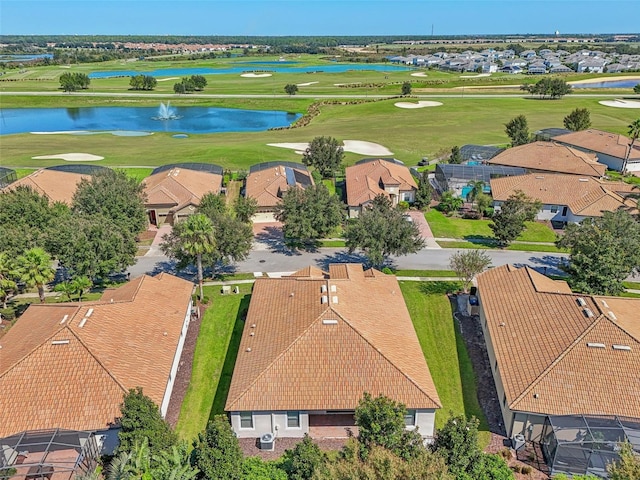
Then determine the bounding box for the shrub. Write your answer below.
[462,210,483,220]
[521,465,533,474]
[0,308,16,320]
[499,448,512,460]
[381,267,394,275]
[398,201,410,211]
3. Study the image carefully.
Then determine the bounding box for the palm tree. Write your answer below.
[175,214,215,300]
[54,280,75,302]
[622,118,640,175]
[466,180,485,205]
[16,247,56,303]
[71,276,92,302]
[0,252,17,309]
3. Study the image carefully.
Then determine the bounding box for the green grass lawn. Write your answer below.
[425,209,557,243]
[174,284,251,441]
[623,281,640,290]
[437,240,567,253]
[394,269,457,277]
[117,167,154,183]
[400,281,491,448]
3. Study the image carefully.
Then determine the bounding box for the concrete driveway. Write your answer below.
[406,211,441,249]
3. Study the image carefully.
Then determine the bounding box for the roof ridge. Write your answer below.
[226,286,334,409]
[337,311,442,407]
[510,314,604,409]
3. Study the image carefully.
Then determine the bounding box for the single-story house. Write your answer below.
[490,173,637,225]
[434,164,526,198]
[346,158,417,217]
[245,161,314,221]
[0,273,194,453]
[225,264,441,440]
[0,164,108,204]
[488,142,607,177]
[553,129,640,173]
[143,163,224,226]
[476,265,640,443]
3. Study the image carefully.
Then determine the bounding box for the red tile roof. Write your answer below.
[553,129,640,162]
[1,169,90,204]
[477,265,640,418]
[143,167,223,211]
[225,264,441,412]
[346,159,417,207]
[0,273,194,437]
[245,164,313,209]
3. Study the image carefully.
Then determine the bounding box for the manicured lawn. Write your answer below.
[425,209,557,243]
[174,284,251,440]
[322,179,336,196]
[14,168,37,179]
[622,281,640,290]
[318,239,347,248]
[400,281,491,447]
[437,240,567,253]
[117,167,154,183]
[394,269,457,277]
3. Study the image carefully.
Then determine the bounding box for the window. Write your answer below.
[240,412,253,429]
[503,393,507,407]
[404,410,416,426]
[550,205,558,213]
[287,411,300,428]
[402,192,412,202]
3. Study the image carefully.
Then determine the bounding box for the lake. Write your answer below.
[571,79,640,89]
[0,106,302,135]
[88,63,410,78]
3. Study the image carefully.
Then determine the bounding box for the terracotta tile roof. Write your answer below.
[488,142,606,177]
[1,169,90,204]
[553,129,640,162]
[490,173,637,217]
[477,265,640,418]
[225,264,441,412]
[245,163,314,209]
[0,273,194,437]
[143,167,223,211]
[346,159,418,207]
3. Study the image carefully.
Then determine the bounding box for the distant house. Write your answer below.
[143,163,224,225]
[577,58,607,73]
[549,65,573,74]
[490,173,637,225]
[0,273,194,449]
[245,161,314,220]
[225,264,441,440]
[345,158,417,217]
[0,164,108,204]
[476,265,640,445]
[488,142,607,177]
[553,129,640,172]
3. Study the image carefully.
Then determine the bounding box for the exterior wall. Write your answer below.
[230,411,309,439]
[400,189,416,203]
[493,202,577,223]
[627,161,640,173]
[146,204,176,225]
[174,204,198,223]
[348,206,362,218]
[511,412,547,442]
[160,299,193,417]
[95,427,120,455]
[412,409,437,438]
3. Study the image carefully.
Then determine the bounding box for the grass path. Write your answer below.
[400,281,491,447]
[174,284,251,440]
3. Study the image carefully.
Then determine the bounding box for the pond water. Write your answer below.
[88,63,410,78]
[0,54,54,61]
[0,106,301,135]
[571,79,640,89]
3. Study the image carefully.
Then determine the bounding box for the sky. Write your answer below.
[1,0,638,37]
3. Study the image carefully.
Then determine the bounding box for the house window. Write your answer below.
[550,205,558,213]
[402,192,412,202]
[503,393,507,407]
[562,206,568,216]
[404,410,416,426]
[287,411,300,428]
[240,412,253,429]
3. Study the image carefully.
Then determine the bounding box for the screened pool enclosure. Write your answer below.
[541,415,640,478]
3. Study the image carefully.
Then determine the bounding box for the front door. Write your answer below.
[148,210,157,226]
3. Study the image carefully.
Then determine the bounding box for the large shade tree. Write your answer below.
[16,247,56,303]
[504,115,530,147]
[302,136,345,178]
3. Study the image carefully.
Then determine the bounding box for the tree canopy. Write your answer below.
[449,250,492,293]
[413,171,433,211]
[345,195,424,268]
[401,81,412,95]
[557,210,640,295]
[284,83,299,95]
[504,115,530,147]
[129,74,157,91]
[521,77,572,99]
[302,136,345,178]
[449,145,463,164]
[489,191,541,246]
[563,108,591,131]
[191,415,243,480]
[59,72,90,92]
[16,247,55,303]
[274,184,344,245]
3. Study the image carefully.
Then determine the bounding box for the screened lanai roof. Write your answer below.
[436,164,526,183]
[249,161,308,174]
[0,167,17,188]
[460,144,504,161]
[151,162,223,176]
[45,164,109,175]
[547,415,640,449]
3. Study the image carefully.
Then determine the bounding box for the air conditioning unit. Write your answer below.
[512,433,526,451]
[260,432,275,451]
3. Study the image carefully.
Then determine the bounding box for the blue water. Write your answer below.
[571,79,640,89]
[0,53,54,61]
[88,63,410,78]
[0,106,301,135]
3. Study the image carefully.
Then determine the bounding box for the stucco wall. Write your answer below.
[230,411,309,438]
[412,409,437,438]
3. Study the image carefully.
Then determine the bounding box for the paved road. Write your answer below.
[1,91,635,99]
[127,246,568,280]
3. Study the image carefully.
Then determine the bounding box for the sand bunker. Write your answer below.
[394,101,443,109]
[241,73,272,78]
[411,72,428,77]
[32,153,104,161]
[157,77,180,82]
[268,140,393,156]
[297,81,319,86]
[460,73,491,78]
[599,99,640,109]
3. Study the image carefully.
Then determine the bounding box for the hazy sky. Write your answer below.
[1,0,638,36]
